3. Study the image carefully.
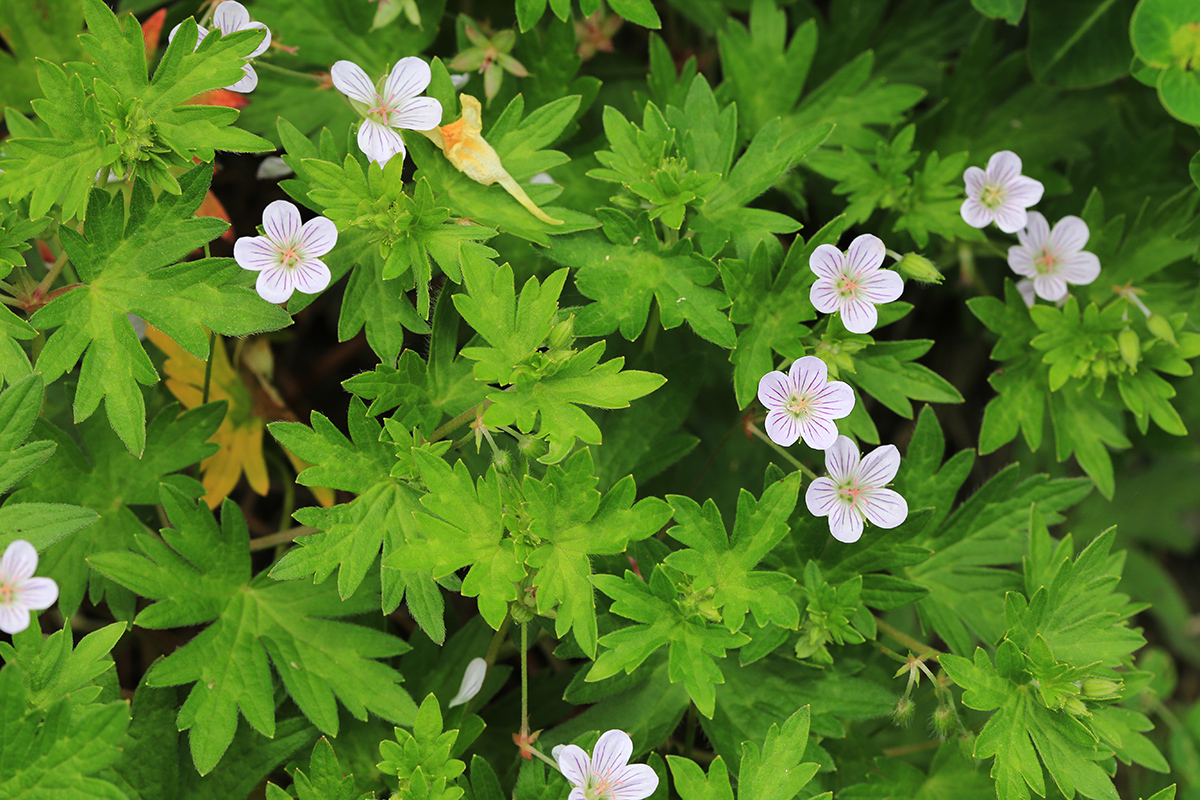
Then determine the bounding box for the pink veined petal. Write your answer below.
[828,502,864,543]
[20,577,59,610]
[798,415,839,451]
[985,150,1022,185]
[858,444,902,487]
[225,63,258,94]
[1,540,39,582]
[256,267,297,304]
[568,789,587,800]
[805,478,841,517]
[810,278,842,314]
[0,605,31,635]
[813,380,855,420]
[1032,274,1068,302]
[555,745,591,787]
[959,197,993,229]
[1007,244,1037,279]
[1021,211,1050,249]
[1048,215,1090,255]
[391,96,443,131]
[764,409,801,447]
[1016,279,1037,307]
[331,60,377,105]
[962,166,986,198]
[244,22,272,57]
[1006,175,1044,209]
[858,268,904,305]
[262,200,302,246]
[757,371,794,410]
[861,487,908,529]
[823,436,860,482]
[808,244,844,280]
[844,234,886,275]
[992,202,1028,234]
[385,56,433,103]
[290,257,331,295]
[591,730,634,780]
[357,119,406,166]
[1058,251,1101,286]
[789,356,828,393]
[212,1,251,33]
[234,236,281,272]
[297,216,338,258]
[610,763,660,800]
[168,21,208,49]
[839,296,880,335]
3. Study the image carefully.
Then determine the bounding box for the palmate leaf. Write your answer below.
[0,621,126,711]
[89,486,417,776]
[265,738,372,800]
[0,0,87,112]
[29,166,290,455]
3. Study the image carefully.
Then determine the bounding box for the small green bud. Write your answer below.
[518,436,548,460]
[1148,314,1178,346]
[1080,678,1122,701]
[1091,358,1108,380]
[509,597,537,624]
[492,448,512,473]
[957,731,977,763]
[896,253,943,284]
[1118,329,1141,371]
[892,696,916,727]
[931,704,958,740]
[1064,697,1090,717]
[547,315,575,352]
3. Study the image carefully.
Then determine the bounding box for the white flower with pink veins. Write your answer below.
[1006,212,1100,302]
[234,200,337,304]
[757,356,855,450]
[0,540,59,635]
[809,234,905,335]
[806,436,909,543]
[555,730,659,800]
[960,150,1044,233]
[331,58,443,167]
[168,1,271,93]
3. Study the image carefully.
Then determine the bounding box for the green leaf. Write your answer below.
[266,738,372,800]
[667,755,734,800]
[0,373,54,495]
[972,0,1027,24]
[607,0,660,28]
[377,694,466,800]
[0,622,126,710]
[737,706,819,800]
[88,486,416,775]
[1027,0,1135,88]
[0,0,86,112]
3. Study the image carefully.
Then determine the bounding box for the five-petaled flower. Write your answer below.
[0,540,59,635]
[169,1,271,93]
[448,657,487,708]
[1006,212,1100,302]
[809,233,905,335]
[234,200,337,304]
[757,356,855,450]
[805,436,909,543]
[331,58,442,167]
[960,150,1044,233]
[555,730,659,800]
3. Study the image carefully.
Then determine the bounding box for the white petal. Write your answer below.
[262,200,302,246]
[291,258,332,295]
[1058,251,1100,286]
[1006,175,1043,209]
[20,577,58,611]
[1016,279,1037,307]
[385,57,433,103]
[592,730,634,779]
[809,244,844,280]
[298,216,338,257]
[810,278,842,314]
[764,409,801,447]
[992,202,1028,234]
[555,744,591,787]
[861,487,908,529]
[1,540,38,582]
[985,150,1022,185]
[788,355,827,391]
[757,371,793,411]
[256,267,297,304]
[840,297,879,334]
[1049,215,1089,255]
[859,268,904,305]
[530,172,555,184]
[1032,274,1068,302]
[1007,244,1037,279]
[798,416,839,451]
[0,605,31,635]
[245,22,272,57]
[858,444,901,486]
[256,156,293,180]
[234,236,281,272]
[331,60,377,105]
[568,790,587,800]
[1021,211,1050,249]
[828,503,864,543]
[959,198,992,229]
[813,380,855,420]
[357,119,407,167]
[962,166,985,199]
[844,234,886,275]
[611,764,659,800]
[805,478,840,517]
[225,63,258,93]
[168,21,208,49]
[448,657,487,707]
[391,96,443,131]
[450,73,470,89]
[823,436,860,481]
[212,1,251,33]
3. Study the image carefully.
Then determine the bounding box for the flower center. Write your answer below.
[835,272,861,299]
[0,582,14,606]
[366,92,391,124]
[585,774,618,800]
[837,477,864,509]
[278,244,302,270]
[785,391,813,420]
[1034,248,1059,275]
[981,183,1006,209]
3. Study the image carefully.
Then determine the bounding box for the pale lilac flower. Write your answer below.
[1006,212,1100,302]
[555,730,659,800]
[450,73,470,90]
[169,1,271,93]
[234,200,337,304]
[805,436,908,543]
[530,172,555,184]
[809,234,904,335]
[1015,279,1036,308]
[448,657,487,708]
[757,356,855,450]
[331,58,443,167]
[256,156,293,181]
[960,151,1044,233]
[0,540,59,635]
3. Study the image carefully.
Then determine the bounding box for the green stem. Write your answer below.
[875,617,939,657]
[683,703,697,759]
[483,614,513,671]
[202,331,217,406]
[642,302,660,355]
[248,525,316,551]
[746,425,818,480]
[520,622,529,732]
[35,251,70,296]
[430,400,493,443]
[256,60,325,82]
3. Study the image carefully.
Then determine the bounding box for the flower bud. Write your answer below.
[1090,358,1108,381]
[1118,329,1140,371]
[518,436,548,460]
[1080,678,1122,701]
[892,695,916,727]
[1064,697,1090,717]
[896,253,943,284]
[547,315,575,352]
[492,448,512,473]
[509,598,537,623]
[1147,314,1178,346]
[931,704,958,740]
